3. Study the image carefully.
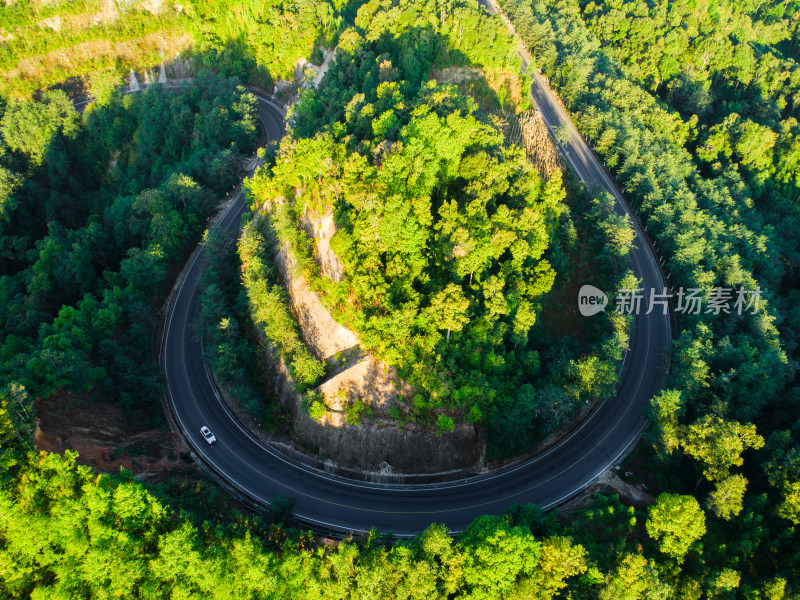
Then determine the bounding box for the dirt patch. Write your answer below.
[519,110,561,178]
[317,356,412,426]
[617,445,662,495]
[34,394,196,484]
[38,15,63,32]
[430,66,482,84]
[37,1,121,33]
[140,0,167,15]
[274,241,358,361]
[2,31,193,96]
[485,68,526,108]
[290,412,484,474]
[597,468,655,507]
[300,212,344,282]
[559,466,655,514]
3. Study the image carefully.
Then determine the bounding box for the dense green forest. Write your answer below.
[0,73,257,419]
[498,0,800,593]
[0,449,594,599]
[0,0,798,597]
[2,446,792,598]
[245,0,635,456]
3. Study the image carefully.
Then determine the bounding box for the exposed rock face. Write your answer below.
[300,212,344,282]
[291,410,484,474]
[262,338,484,474]
[274,241,357,361]
[34,395,195,484]
[264,209,485,474]
[317,356,415,426]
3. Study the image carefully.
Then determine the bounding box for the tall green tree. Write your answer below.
[681,415,764,482]
[646,493,706,562]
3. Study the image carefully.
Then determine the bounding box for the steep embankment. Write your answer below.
[34,394,194,483]
[261,209,485,474]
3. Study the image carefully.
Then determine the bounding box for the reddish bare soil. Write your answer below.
[34,393,196,484]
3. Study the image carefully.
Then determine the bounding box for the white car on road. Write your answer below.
[200,426,216,445]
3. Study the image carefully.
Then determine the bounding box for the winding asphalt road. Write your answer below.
[161,70,671,534]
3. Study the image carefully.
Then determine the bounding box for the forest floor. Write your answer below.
[563,462,656,511]
[34,393,197,484]
[596,468,655,507]
[31,184,250,485]
[537,255,596,344]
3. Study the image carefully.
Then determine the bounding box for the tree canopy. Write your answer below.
[244,1,635,457]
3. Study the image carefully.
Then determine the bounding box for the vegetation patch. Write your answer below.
[246,0,634,459]
[0,0,352,99]
[501,0,800,592]
[0,73,257,419]
[0,0,797,595]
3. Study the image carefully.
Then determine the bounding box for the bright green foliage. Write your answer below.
[706,568,741,599]
[681,415,764,483]
[0,451,166,599]
[579,0,796,103]
[436,414,455,435]
[776,480,800,526]
[427,283,470,340]
[457,515,586,599]
[759,578,789,600]
[353,0,518,66]
[648,389,684,459]
[522,535,588,599]
[291,349,326,387]
[500,0,791,433]
[646,493,706,561]
[1,90,78,165]
[308,401,327,421]
[599,553,672,600]
[707,474,748,521]
[589,192,635,257]
[0,451,589,600]
[88,69,123,105]
[198,228,272,422]
[2,0,797,594]
[188,0,347,84]
[344,398,370,425]
[238,217,325,392]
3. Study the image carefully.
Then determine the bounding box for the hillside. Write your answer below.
[0,0,798,597]
[241,0,634,461]
[0,0,348,98]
